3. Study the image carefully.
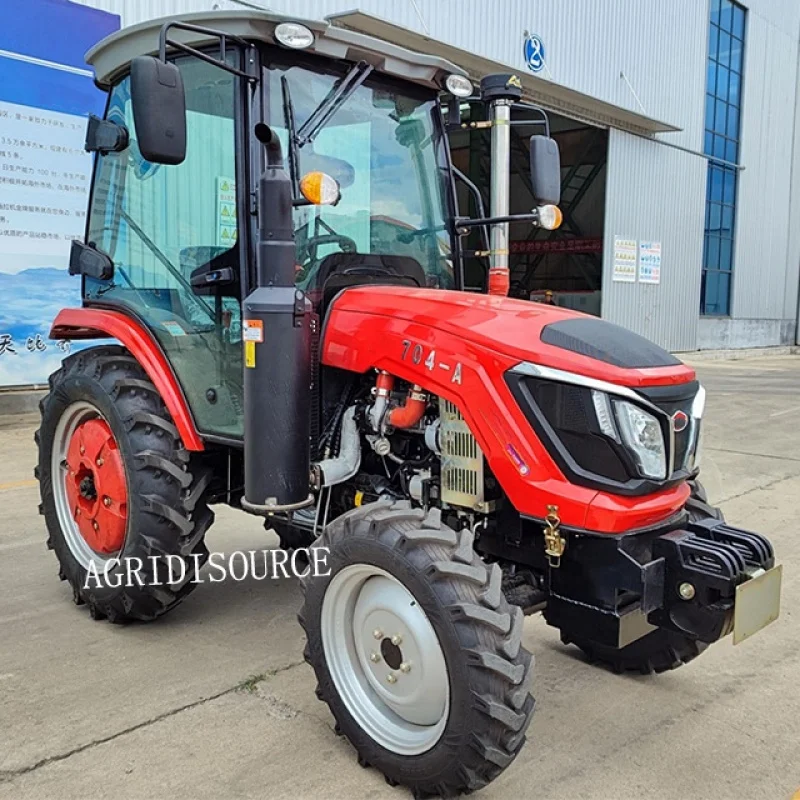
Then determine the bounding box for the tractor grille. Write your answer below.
[439,400,484,510]
[506,370,701,496]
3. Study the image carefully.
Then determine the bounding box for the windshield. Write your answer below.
[269,59,455,290]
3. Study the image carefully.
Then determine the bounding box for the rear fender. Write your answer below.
[50,308,204,451]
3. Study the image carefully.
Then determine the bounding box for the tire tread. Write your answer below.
[299,500,534,797]
[35,344,213,623]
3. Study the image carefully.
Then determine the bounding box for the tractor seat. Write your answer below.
[314,253,425,315]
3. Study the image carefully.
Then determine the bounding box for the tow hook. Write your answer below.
[543,504,566,568]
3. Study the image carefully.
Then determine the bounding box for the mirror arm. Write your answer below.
[85,115,129,154]
[451,166,490,253]
[449,101,551,136]
[456,212,540,231]
[156,21,257,81]
[510,101,551,137]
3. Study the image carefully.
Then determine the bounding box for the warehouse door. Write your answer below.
[450,108,608,316]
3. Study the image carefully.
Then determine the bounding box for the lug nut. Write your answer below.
[80,445,85,455]
[369,652,381,663]
[386,673,397,684]
[373,629,383,640]
[103,496,112,507]
[96,458,104,467]
[92,521,99,531]
[678,582,696,600]
[391,634,403,646]
[399,662,411,674]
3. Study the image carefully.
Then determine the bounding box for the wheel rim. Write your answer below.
[321,564,450,755]
[52,401,128,569]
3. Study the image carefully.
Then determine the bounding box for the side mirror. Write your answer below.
[130,56,187,165]
[69,240,114,281]
[529,135,561,206]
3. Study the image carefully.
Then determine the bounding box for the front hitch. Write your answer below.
[651,519,780,644]
[542,517,780,650]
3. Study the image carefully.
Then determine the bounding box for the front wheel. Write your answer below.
[299,501,534,796]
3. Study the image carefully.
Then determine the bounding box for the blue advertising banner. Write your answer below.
[0,0,120,386]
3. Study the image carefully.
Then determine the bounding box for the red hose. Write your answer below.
[372,371,427,429]
[388,385,427,428]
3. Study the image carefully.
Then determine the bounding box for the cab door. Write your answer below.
[84,54,245,438]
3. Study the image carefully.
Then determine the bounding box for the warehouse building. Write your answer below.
[1,0,799,391]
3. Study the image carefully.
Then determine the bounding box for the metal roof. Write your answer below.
[328,10,682,136]
[85,9,467,90]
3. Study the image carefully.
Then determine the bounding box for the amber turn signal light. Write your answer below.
[536,204,563,231]
[299,171,341,206]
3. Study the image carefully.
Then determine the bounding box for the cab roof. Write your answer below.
[85,9,466,91]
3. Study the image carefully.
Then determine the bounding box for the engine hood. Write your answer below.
[326,286,695,387]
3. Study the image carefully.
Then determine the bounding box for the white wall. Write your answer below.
[73,0,800,349]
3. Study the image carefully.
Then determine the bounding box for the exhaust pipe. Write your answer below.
[242,124,312,514]
[481,74,522,297]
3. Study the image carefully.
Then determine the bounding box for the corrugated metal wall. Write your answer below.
[787,32,800,341]
[71,0,800,350]
[586,0,709,351]
[732,1,800,322]
[602,131,707,352]
[73,0,712,149]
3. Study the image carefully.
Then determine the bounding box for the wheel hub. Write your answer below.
[63,417,127,555]
[380,636,403,670]
[321,564,450,755]
[79,473,97,501]
[353,576,447,727]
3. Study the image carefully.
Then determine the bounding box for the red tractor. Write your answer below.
[36,11,782,797]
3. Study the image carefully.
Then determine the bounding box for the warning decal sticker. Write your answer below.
[243,319,264,343]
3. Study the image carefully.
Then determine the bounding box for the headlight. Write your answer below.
[508,362,698,491]
[613,400,667,479]
[591,390,619,441]
[445,73,473,98]
[274,22,315,49]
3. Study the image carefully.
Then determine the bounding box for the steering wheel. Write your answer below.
[297,233,358,282]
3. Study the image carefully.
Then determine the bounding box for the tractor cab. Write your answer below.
[72,12,558,442]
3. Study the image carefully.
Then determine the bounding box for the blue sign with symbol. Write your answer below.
[524,33,546,73]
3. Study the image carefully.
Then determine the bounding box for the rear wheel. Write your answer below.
[36,345,214,622]
[561,480,721,674]
[299,501,534,796]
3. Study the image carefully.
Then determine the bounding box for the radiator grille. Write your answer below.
[440,400,484,509]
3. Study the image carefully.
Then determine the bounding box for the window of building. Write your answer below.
[701,0,746,316]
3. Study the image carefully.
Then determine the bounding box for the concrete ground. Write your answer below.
[1,355,799,800]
